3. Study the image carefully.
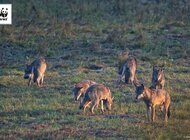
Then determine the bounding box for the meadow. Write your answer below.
[0,0,190,139]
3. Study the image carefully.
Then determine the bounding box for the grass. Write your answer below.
[0,0,190,139]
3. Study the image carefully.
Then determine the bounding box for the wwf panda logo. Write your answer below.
[0,8,8,17]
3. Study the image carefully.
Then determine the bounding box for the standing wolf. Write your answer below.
[79,84,113,114]
[117,56,137,84]
[151,66,165,89]
[72,80,96,104]
[24,58,47,87]
[135,83,170,123]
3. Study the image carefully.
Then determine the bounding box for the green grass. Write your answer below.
[0,0,190,139]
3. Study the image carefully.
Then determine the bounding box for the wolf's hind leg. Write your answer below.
[164,105,170,123]
[90,100,99,114]
[28,78,32,86]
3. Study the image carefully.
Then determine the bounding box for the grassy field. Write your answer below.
[0,0,190,139]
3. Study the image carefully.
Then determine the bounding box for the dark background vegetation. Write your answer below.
[0,0,190,139]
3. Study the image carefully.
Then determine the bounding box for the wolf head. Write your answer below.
[24,64,34,79]
[106,97,114,111]
[72,86,84,101]
[135,84,146,100]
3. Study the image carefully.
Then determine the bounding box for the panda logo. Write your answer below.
[0,8,8,17]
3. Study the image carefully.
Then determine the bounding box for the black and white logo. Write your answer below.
[0,4,12,24]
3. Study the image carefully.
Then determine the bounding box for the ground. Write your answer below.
[0,0,190,139]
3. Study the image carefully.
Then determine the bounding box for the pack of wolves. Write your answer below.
[24,54,170,123]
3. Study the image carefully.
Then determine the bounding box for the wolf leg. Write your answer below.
[101,100,105,113]
[79,97,83,105]
[151,106,156,122]
[164,104,169,123]
[129,68,135,85]
[82,100,91,114]
[117,75,122,84]
[40,74,44,86]
[160,105,164,114]
[80,93,91,114]
[147,106,151,122]
[36,77,41,87]
[28,78,32,86]
[37,74,43,87]
[90,100,99,114]
[125,71,130,84]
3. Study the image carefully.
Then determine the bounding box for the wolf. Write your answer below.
[135,83,170,123]
[24,58,47,87]
[79,84,113,114]
[151,65,165,89]
[118,51,129,72]
[117,56,137,84]
[72,80,96,104]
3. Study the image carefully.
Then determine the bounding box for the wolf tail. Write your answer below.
[167,105,171,118]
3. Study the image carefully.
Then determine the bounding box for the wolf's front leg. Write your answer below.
[28,78,32,86]
[164,105,169,123]
[40,74,44,86]
[147,106,151,122]
[151,106,156,122]
[36,77,41,87]
[101,100,105,113]
[82,100,91,114]
[117,75,122,84]
[79,97,83,105]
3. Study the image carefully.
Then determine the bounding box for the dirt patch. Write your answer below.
[95,128,123,138]
[85,64,105,71]
[32,124,50,130]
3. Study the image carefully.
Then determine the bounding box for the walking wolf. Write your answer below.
[151,65,165,89]
[79,84,113,114]
[118,56,137,84]
[72,80,96,104]
[24,58,47,87]
[135,84,170,123]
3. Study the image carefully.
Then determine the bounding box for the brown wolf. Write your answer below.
[24,58,47,87]
[79,84,113,114]
[135,84,170,123]
[117,56,137,84]
[151,66,165,89]
[72,80,96,104]
[118,51,129,71]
